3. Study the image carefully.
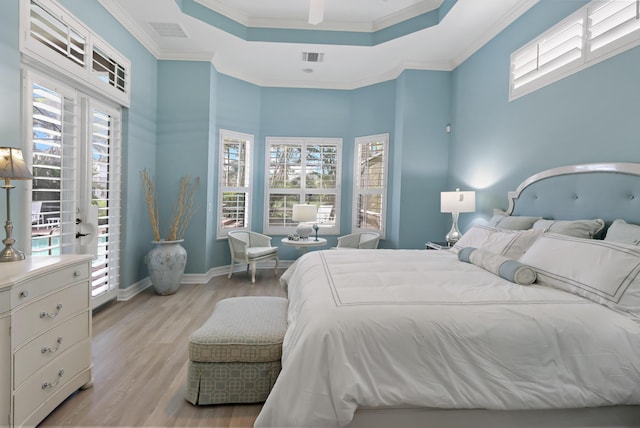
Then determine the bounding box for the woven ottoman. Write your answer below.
[185,296,288,405]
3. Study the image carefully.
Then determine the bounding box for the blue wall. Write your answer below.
[156,61,218,274]
[450,0,640,231]
[4,0,639,289]
[393,70,451,247]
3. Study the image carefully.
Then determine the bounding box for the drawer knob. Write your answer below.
[41,336,64,354]
[19,290,29,298]
[42,369,65,390]
[40,303,63,319]
[73,270,81,277]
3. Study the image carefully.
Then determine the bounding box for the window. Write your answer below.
[21,0,128,309]
[25,71,122,308]
[353,134,389,238]
[265,137,341,235]
[510,0,640,100]
[21,0,131,106]
[218,129,252,238]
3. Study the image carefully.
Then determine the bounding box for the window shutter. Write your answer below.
[588,0,640,57]
[218,130,252,238]
[29,0,86,69]
[265,138,341,235]
[24,0,131,107]
[512,16,584,92]
[92,46,128,95]
[511,0,640,100]
[89,106,121,302]
[353,134,388,237]
[31,82,78,256]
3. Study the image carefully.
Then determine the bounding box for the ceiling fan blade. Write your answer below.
[308,0,325,25]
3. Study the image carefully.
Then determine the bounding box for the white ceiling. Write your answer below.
[99,0,538,89]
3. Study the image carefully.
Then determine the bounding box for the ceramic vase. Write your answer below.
[146,239,187,295]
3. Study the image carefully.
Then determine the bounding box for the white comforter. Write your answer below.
[254,249,640,428]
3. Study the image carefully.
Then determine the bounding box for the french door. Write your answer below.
[25,70,121,307]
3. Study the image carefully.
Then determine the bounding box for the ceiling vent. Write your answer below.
[302,52,324,63]
[149,22,188,38]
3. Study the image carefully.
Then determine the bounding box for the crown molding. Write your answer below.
[451,0,539,69]
[98,0,162,58]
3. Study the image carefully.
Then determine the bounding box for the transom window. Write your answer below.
[510,0,640,100]
[264,137,341,235]
[21,0,131,106]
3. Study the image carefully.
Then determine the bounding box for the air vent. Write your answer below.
[149,22,188,38]
[302,52,324,63]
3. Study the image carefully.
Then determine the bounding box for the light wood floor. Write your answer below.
[39,269,286,428]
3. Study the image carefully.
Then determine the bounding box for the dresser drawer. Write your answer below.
[12,282,89,346]
[13,312,90,389]
[13,340,91,427]
[10,263,89,310]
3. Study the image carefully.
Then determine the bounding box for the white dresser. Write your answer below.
[0,255,93,428]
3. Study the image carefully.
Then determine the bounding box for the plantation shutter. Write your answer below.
[24,0,131,107]
[353,134,388,236]
[28,0,86,72]
[91,44,129,97]
[265,138,341,235]
[218,130,252,238]
[588,0,640,58]
[89,105,121,305]
[511,15,585,92]
[30,81,78,256]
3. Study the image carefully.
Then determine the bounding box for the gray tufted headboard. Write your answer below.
[507,162,640,227]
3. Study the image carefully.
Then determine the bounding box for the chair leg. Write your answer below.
[274,258,279,276]
[228,259,234,279]
[250,262,256,284]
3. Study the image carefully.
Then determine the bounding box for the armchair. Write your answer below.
[335,232,380,249]
[227,230,279,283]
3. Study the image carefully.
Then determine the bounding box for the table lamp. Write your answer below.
[292,204,318,240]
[0,147,34,262]
[441,188,476,246]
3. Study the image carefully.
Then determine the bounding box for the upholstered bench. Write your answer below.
[185,296,288,405]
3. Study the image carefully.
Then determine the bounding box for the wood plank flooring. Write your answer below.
[39,269,286,428]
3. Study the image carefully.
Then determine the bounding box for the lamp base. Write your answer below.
[0,245,26,262]
[296,223,313,240]
[445,212,462,246]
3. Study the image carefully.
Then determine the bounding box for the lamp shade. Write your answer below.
[292,204,318,222]
[0,147,33,181]
[441,189,476,213]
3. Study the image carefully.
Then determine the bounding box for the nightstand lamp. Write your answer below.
[0,147,34,262]
[292,204,318,240]
[441,188,476,246]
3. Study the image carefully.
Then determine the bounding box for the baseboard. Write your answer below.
[117,260,295,301]
[117,276,151,301]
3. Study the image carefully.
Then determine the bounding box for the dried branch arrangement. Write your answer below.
[141,169,197,242]
[168,175,197,241]
[141,169,160,241]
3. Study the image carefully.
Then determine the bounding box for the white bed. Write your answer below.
[254,163,640,428]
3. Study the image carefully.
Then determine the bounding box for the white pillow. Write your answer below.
[532,218,605,239]
[604,219,640,246]
[487,215,541,230]
[452,226,542,259]
[519,233,640,317]
[458,247,537,285]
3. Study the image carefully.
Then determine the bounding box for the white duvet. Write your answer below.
[254,249,640,428]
